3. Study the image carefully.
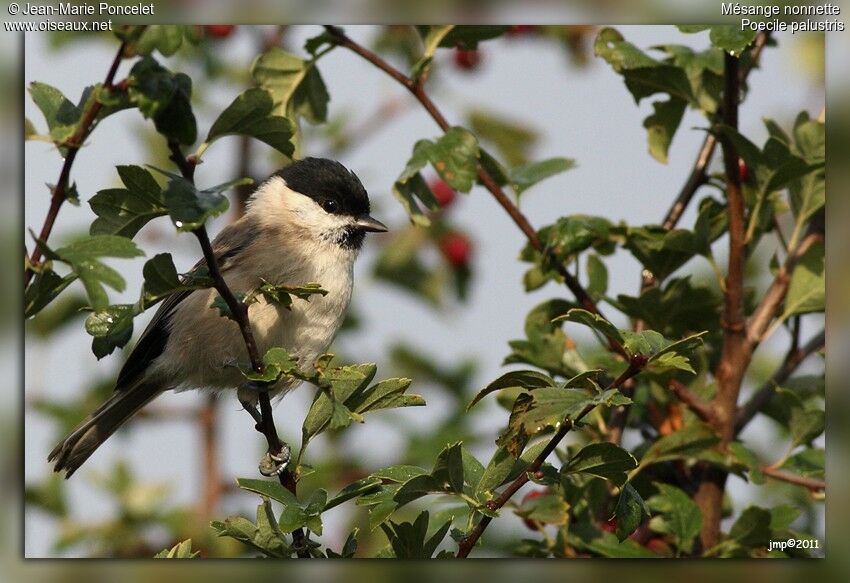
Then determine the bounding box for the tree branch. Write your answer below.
[668,379,715,423]
[324,26,622,356]
[166,141,309,557]
[24,39,129,287]
[734,329,825,435]
[456,358,645,558]
[759,465,825,492]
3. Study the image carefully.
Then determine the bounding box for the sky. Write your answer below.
[23,25,826,557]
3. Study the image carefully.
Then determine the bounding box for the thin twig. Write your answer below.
[167,141,309,557]
[735,329,824,435]
[668,379,714,423]
[759,465,825,492]
[24,39,129,287]
[456,358,645,558]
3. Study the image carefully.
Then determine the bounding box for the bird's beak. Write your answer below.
[355,215,389,233]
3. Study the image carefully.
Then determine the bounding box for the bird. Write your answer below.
[48,157,388,478]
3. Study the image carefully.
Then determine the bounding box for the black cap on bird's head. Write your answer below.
[274,157,388,236]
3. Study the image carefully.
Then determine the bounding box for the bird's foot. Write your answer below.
[259,444,292,477]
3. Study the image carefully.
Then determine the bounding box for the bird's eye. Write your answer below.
[322,199,338,213]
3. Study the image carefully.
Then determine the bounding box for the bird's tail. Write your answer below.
[48,380,163,478]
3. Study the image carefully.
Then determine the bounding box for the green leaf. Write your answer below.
[28,81,80,145]
[497,387,619,457]
[251,47,329,124]
[24,268,77,318]
[562,442,638,487]
[324,478,383,511]
[467,370,555,410]
[427,127,480,192]
[516,492,570,526]
[380,511,451,559]
[411,25,454,78]
[555,308,624,347]
[468,109,538,167]
[594,27,694,104]
[85,303,138,359]
[708,26,757,57]
[539,215,614,263]
[614,483,650,541]
[789,407,825,448]
[236,477,299,506]
[162,175,230,232]
[782,241,824,318]
[89,165,168,238]
[392,172,439,227]
[644,97,687,163]
[780,447,823,479]
[133,25,188,57]
[431,442,465,493]
[647,483,702,554]
[509,157,576,196]
[728,442,765,485]
[141,253,211,305]
[370,465,428,483]
[570,523,658,558]
[128,57,196,145]
[586,254,608,300]
[50,235,145,310]
[154,539,199,558]
[437,26,509,49]
[728,506,772,547]
[639,422,720,467]
[205,88,295,156]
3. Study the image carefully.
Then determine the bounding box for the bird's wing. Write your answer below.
[114,219,257,391]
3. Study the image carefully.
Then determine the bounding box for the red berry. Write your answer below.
[429,179,457,208]
[114,79,129,92]
[205,25,236,39]
[646,538,673,556]
[439,232,473,267]
[453,49,482,71]
[507,25,539,36]
[600,518,617,533]
[519,489,547,530]
[738,157,749,183]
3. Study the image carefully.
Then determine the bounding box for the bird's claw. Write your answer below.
[259,443,291,477]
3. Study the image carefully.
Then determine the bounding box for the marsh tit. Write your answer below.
[49,157,387,478]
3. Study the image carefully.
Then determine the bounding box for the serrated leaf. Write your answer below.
[252,47,329,124]
[614,483,650,541]
[639,422,720,467]
[85,303,138,359]
[789,407,825,448]
[467,370,555,410]
[206,88,295,156]
[555,308,624,346]
[782,241,824,318]
[562,442,638,487]
[24,268,77,318]
[163,175,230,232]
[644,97,687,163]
[154,539,199,558]
[647,483,702,554]
[89,165,168,238]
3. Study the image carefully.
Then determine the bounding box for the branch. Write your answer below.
[759,465,825,492]
[24,39,129,287]
[456,358,645,558]
[324,26,622,356]
[746,228,824,348]
[668,379,715,423]
[167,141,309,557]
[734,329,825,435]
